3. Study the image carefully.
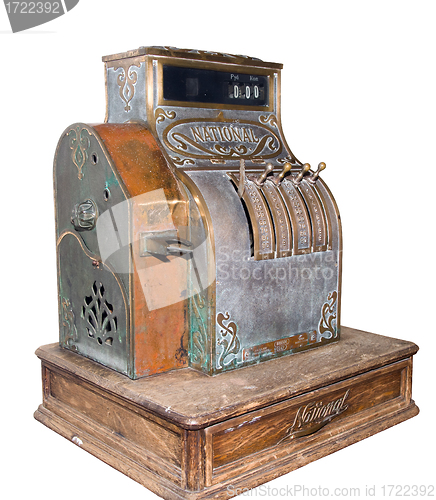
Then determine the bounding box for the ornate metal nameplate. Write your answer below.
[279,390,350,442]
[242,331,317,361]
[162,116,282,161]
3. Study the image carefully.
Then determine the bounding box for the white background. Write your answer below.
[1,1,434,498]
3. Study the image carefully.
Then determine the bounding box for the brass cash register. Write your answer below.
[35,46,419,499]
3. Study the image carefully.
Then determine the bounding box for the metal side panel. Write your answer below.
[57,232,129,375]
[54,122,132,375]
[105,57,147,124]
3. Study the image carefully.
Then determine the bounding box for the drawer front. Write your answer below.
[205,358,412,485]
[43,365,183,485]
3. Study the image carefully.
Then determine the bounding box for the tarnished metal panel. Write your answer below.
[186,170,341,374]
[54,123,131,375]
[93,123,191,378]
[104,57,147,124]
[57,232,129,374]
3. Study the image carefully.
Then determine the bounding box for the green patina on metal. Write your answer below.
[68,125,91,180]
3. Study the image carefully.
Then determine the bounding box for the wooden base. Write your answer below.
[34,326,419,500]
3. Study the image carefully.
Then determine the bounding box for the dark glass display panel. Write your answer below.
[163,65,269,107]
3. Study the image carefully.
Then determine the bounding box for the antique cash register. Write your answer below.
[35,46,419,499]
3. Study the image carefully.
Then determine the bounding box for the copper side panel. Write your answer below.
[94,123,190,378]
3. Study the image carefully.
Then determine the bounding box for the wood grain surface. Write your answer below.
[34,326,419,500]
[36,326,418,428]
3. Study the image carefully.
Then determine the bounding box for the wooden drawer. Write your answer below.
[205,358,412,486]
[42,365,184,486]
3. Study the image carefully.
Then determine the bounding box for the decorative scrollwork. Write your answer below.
[171,156,195,166]
[81,281,117,346]
[155,108,176,124]
[68,126,91,180]
[116,63,140,111]
[277,155,297,165]
[318,291,338,339]
[217,312,240,368]
[61,297,77,347]
[259,114,278,128]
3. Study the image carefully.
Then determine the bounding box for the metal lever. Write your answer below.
[292,163,311,185]
[140,232,193,258]
[255,163,274,186]
[165,238,193,255]
[272,162,293,185]
[308,162,326,183]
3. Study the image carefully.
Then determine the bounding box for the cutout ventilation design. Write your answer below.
[81,281,117,346]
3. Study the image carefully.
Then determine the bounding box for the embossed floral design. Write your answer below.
[277,155,297,165]
[116,64,140,111]
[171,156,195,166]
[68,126,91,180]
[217,312,240,368]
[259,114,278,128]
[318,291,338,339]
[61,297,77,347]
[155,108,176,124]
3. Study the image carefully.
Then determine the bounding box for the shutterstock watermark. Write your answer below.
[3,0,79,32]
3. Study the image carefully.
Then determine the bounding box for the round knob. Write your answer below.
[309,162,326,183]
[275,162,293,184]
[293,163,311,185]
[71,199,98,231]
[255,163,275,185]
